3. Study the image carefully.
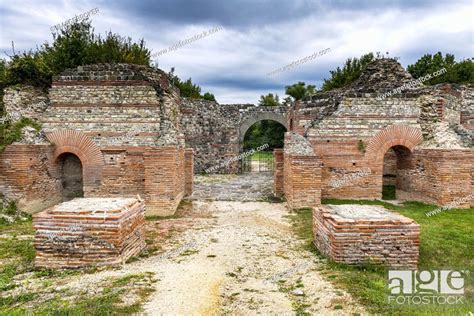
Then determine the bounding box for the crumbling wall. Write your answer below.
[180,98,288,173]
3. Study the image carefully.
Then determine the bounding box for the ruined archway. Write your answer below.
[57,153,84,201]
[47,130,104,194]
[241,119,287,173]
[365,125,423,199]
[382,145,413,200]
[239,112,288,142]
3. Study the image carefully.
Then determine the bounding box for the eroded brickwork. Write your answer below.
[1,64,190,216]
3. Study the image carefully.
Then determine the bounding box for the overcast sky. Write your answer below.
[0,0,473,104]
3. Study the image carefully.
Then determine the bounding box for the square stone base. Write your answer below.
[33,197,146,269]
[313,205,419,268]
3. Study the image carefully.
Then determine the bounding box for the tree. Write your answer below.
[258,93,280,106]
[168,67,216,100]
[321,53,375,91]
[285,82,316,101]
[3,19,151,90]
[407,52,474,85]
[202,92,216,101]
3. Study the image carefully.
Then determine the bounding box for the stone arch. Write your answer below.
[365,125,423,163]
[239,112,288,142]
[47,130,104,192]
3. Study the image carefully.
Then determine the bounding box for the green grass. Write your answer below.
[0,272,157,315]
[289,199,474,315]
[249,151,273,160]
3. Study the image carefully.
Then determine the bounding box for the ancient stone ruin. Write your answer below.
[34,197,146,268]
[0,58,472,268]
[313,205,420,268]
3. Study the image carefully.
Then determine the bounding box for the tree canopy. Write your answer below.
[258,93,281,106]
[321,53,376,91]
[167,67,216,101]
[285,82,316,100]
[407,52,474,85]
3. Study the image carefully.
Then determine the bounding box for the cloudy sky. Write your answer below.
[0,0,473,103]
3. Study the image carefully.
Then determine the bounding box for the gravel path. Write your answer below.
[59,200,366,315]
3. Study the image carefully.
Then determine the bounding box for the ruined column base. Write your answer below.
[313,205,419,268]
[33,197,146,269]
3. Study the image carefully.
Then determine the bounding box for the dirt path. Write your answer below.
[59,200,365,315]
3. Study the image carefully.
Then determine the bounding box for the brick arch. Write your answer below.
[365,125,423,162]
[47,130,104,192]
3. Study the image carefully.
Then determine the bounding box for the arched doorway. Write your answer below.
[241,119,287,173]
[58,153,84,201]
[382,145,413,200]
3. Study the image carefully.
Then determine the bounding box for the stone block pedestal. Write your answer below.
[34,197,146,269]
[313,204,419,268]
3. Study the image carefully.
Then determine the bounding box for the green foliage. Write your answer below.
[2,19,151,90]
[0,59,6,116]
[285,82,316,101]
[407,52,474,85]
[258,93,281,106]
[321,53,376,91]
[243,120,286,150]
[0,117,42,152]
[168,67,215,100]
[6,54,52,90]
[202,92,216,101]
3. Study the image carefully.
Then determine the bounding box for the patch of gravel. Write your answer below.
[43,201,365,315]
[7,199,366,315]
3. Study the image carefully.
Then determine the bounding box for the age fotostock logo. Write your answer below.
[388,270,467,305]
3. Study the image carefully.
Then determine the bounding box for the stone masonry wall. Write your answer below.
[180,98,288,173]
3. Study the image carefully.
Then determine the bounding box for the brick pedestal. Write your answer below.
[33,197,146,269]
[313,205,419,268]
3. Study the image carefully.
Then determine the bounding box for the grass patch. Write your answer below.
[0,272,157,315]
[289,199,474,315]
[249,151,273,160]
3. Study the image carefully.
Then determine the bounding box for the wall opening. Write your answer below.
[382,145,413,200]
[241,120,286,173]
[58,153,84,201]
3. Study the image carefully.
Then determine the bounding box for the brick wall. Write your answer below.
[144,147,185,216]
[397,148,473,207]
[284,154,321,209]
[180,98,288,173]
[0,144,62,213]
[185,148,194,196]
[273,148,284,196]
